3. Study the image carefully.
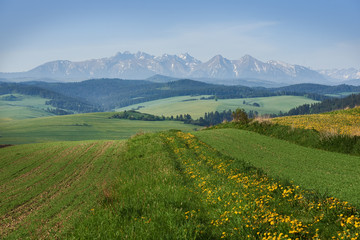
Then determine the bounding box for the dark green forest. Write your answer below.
[2,79,360,119]
[0,82,101,113]
[278,93,360,116]
[22,79,333,110]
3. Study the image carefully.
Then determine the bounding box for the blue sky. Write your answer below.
[0,0,359,72]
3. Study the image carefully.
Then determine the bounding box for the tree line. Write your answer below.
[274,93,360,117]
[110,109,253,127]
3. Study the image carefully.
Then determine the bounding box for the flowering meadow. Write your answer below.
[1,130,359,239]
[271,107,360,136]
[162,131,360,239]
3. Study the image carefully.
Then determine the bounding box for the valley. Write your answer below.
[2,0,359,238]
[1,77,360,239]
[116,95,319,118]
[0,112,199,144]
[0,94,54,120]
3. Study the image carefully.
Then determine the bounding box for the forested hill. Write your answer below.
[282,93,360,116]
[270,83,360,95]
[5,79,360,114]
[0,82,101,113]
[24,78,278,110]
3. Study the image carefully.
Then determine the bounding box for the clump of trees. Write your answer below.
[111,109,253,127]
[232,108,250,124]
[111,110,165,121]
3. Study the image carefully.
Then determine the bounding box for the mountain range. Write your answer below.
[1,52,359,86]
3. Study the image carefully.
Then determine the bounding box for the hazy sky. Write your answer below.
[0,0,359,72]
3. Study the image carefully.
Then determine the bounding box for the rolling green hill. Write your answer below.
[194,128,360,207]
[0,112,199,144]
[27,78,276,110]
[0,82,100,114]
[116,95,319,118]
[0,94,54,120]
[1,131,359,239]
[0,140,125,239]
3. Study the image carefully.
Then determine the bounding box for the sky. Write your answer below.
[0,0,359,72]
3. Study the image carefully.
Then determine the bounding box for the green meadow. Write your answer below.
[1,94,359,239]
[194,128,360,207]
[0,94,54,120]
[1,130,359,239]
[0,112,199,144]
[115,95,319,118]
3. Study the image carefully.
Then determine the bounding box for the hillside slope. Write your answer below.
[282,93,360,116]
[272,106,360,136]
[0,112,199,144]
[195,128,360,206]
[1,131,359,239]
[0,140,125,238]
[116,95,319,119]
[0,94,54,120]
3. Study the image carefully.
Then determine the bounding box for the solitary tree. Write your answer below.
[232,108,250,124]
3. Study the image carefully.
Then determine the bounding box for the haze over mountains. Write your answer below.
[1,52,359,86]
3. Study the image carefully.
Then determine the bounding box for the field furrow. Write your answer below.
[0,140,125,239]
[1,129,359,239]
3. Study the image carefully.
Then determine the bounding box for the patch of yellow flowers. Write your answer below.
[161,131,360,239]
[271,107,360,136]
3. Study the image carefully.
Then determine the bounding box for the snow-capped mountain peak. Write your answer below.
[318,68,360,80]
[0,51,342,85]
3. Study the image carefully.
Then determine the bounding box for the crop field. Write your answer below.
[0,94,54,120]
[194,128,360,207]
[1,131,359,239]
[0,112,199,145]
[115,95,319,119]
[271,106,360,136]
[0,140,125,239]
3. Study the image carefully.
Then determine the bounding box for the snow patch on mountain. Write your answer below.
[0,51,339,85]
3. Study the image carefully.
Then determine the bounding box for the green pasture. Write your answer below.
[0,94,54,120]
[116,95,319,118]
[2,131,359,239]
[0,140,125,238]
[194,128,360,207]
[0,112,199,144]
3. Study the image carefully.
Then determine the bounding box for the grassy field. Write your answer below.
[271,106,360,136]
[0,112,200,145]
[194,128,360,207]
[0,140,125,239]
[115,95,319,119]
[1,131,359,239]
[0,94,54,121]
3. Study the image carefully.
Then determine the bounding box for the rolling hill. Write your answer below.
[3,79,359,118]
[0,94,55,120]
[1,129,359,239]
[1,76,360,238]
[116,95,319,119]
[272,106,360,136]
[0,112,199,145]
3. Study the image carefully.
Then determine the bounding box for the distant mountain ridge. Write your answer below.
[1,51,358,85]
[318,68,360,81]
